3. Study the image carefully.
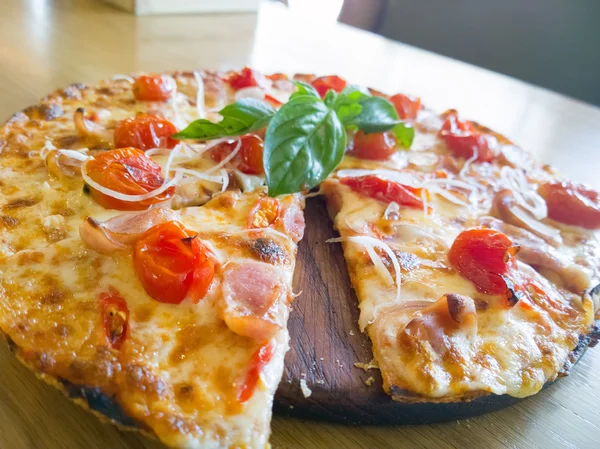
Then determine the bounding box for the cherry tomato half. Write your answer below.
[248,197,280,229]
[114,114,178,151]
[99,289,129,350]
[311,75,347,98]
[227,67,267,90]
[389,93,421,121]
[448,228,519,295]
[84,147,175,211]
[133,75,176,102]
[349,130,397,161]
[439,113,497,162]
[340,175,430,211]
[538,181,600,229]
[210,134,265,175]
[133,221,215,304]
[237,342,275,402]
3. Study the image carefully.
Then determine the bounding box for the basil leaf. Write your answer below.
[173,98,275,140]
[345,96,400,133]
[323,90,338,107]
[392,122,415,148]
[290,81,320,100]
[264,95,345,196]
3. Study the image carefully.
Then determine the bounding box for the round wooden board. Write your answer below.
[274,196,590,425]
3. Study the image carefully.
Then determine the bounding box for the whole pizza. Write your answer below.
[0,67,598,448]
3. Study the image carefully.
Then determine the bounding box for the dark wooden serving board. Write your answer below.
[274,197,589,425]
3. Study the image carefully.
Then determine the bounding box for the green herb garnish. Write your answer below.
[174,83,414,196]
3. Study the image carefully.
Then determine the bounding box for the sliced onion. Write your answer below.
[220,168,229,192]
[39,140,56,160]
[173,167,224,183]
[57,149,88,161]
[383,201,400,220]
[459,147,478,178]
[510,205,561,240]
[73,108,108,138]
[205,137,241,174]
[328,236,401,304]
[193,71,206,119]
[500,166,548,219]
[111,74,134,83]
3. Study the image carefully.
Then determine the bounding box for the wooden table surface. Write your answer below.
[1,1,599,448]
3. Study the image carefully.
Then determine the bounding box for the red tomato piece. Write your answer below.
[133,221,215,304]
[210,134,265,175]
[248,197,280,229]
[237,342,275,403]
[439,113,497,162]
[538,181,600,229]
[84,147,175,211]
[264,94,283,107]
[114,114,178,151]
[99,289,129,350]
[349,130,397,161]
[311,75,347,98]
[227,67,267,90]
[133,74,176,102]
[448,228,519,295]
[389,93,421,121]
[340,175,430,211]
[266,73,288,81]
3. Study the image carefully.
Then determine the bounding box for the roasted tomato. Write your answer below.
[340,175,430,211]
[249,197,280,228]
[134,221,215,304]
[348,130,397,160]
[133,74,176,102]
[448,228,519,295]
[84,147,174,211]
[114,114,178,151]
[538,181,600,229]
[311,75,347,98]
[99,289,129,350]
[266,73,288,81]
[389,93,421,121]
[237,342,275,402]
[439,113,497,162]
[227,67,267,90]
[264,94,283,107]
[210,134,264,175]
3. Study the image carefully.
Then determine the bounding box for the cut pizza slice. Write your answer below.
[0,188,304,448]
[0,69,304,448]
[321,93,600,401]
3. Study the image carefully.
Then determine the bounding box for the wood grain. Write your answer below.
[0,1,599,448]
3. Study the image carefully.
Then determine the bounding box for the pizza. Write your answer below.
[0,67,599,448]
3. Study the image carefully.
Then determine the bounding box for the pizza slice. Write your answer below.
[0,70,303,447]
[0,188,304,447]
[320,89,600,401]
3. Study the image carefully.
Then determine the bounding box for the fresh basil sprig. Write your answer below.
[173,98,275,140]
[173,83,414,196]
[264,95,345,197]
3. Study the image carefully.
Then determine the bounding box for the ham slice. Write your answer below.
[79,208,179,253]
[221,263,285,341]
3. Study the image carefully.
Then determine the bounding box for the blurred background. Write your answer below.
[103,0,600,106]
